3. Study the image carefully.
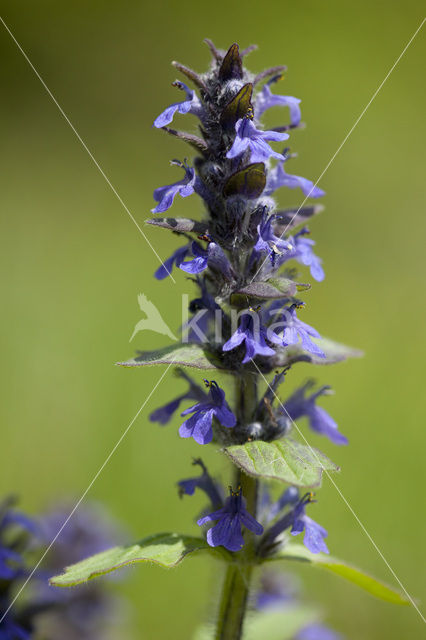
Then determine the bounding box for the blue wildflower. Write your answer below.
[180,241,234,279]
[154,245,190,280]
[266,486,300,523]
[223,312,275,364]
[178,459,222,508]
[0,502,36,581]
[253,211,294,265]
[293,232,325,281]
[284,381,348,445]
[150,373,206,425]
[152,162,196,213]
[256,82,301,126]
[0,499,39,639]
[179,380,236,445]
[37,502,125,640]
[269,303,325,358]
[197,487,263,552]
[0,608,32,640]
[262,491,329,555]
[153,81,203,128]
[296,623,343,640]
[179,242,208,274]
[266,157,325,198]
[291,494,329,554]
[226,118,289,164]
[274,229,325,282]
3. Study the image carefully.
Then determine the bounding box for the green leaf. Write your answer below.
[273,337,363,368]
[50,533,227,587]
[273,544,410,605]
[117,343,219,370]
[224,438,339,487]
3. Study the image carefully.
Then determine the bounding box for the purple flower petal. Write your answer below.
[226,118,288,164]
[153,82,203,128]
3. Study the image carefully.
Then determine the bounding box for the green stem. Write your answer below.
[214,559,253,640]
[214,374,259,640]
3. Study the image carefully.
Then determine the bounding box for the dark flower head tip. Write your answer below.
[301,491,316,506]
[203,378,217,389]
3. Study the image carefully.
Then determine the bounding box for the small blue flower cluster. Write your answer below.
[0,498,123,639]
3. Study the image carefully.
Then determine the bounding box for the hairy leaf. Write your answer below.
[272,205,324,234]
[272,337,363,368]
[117,343,218,370]
[223,163,266,199]
[224,439,339,487]
[50,533,227,587]
[161,126,208,153]
[272,544,410,605]
[236,278,298,299]
[146,217,209,234]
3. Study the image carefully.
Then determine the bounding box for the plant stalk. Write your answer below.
[214,373,259,640]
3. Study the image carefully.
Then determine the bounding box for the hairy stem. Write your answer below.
[214,557,253,640]
[215,374,259,640]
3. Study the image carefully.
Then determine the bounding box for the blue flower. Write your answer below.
[266,158,325,198]
[265,486,300,523]
[276,230,325,282]
[0,609,32,640]
[226,118,289,164]
[0,499,38,639]
[253,212,293,265]
[179,380,236,445]
[269,304,325,358]
[284,382,348,445]
[291,495,329,554]
[179,242,208,274]
[37,502,125,639]
[154,245,190,280]
[197,488,263,552]
[0,502,36,581]
[296,623,343,640]
[256,83,301,126]
[180,242,234,279]
[262,491,329,555]
[223,312,275,364]
[152,162,197,213]
[150,373,206,425]
[153,81,203,128]
[293,232,325,281]
[178,459,222,508]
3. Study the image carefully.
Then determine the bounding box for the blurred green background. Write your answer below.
[1,1,425,638]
